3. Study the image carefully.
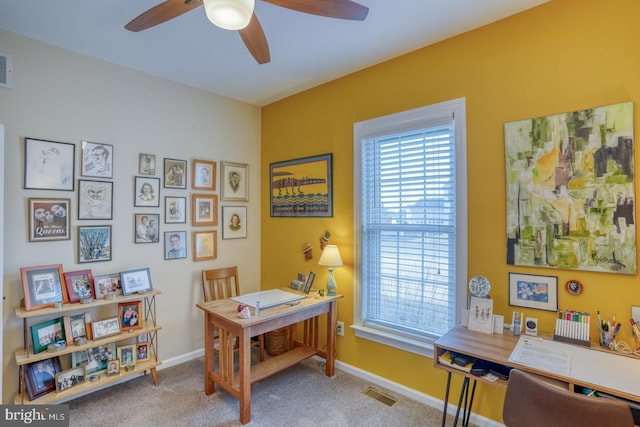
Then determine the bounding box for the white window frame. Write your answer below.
[352,98,468,357]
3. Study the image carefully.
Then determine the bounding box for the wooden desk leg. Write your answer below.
[441,372,452,427]
[204,313,216,395]
[325,300,338,377]
[239,329,252,425]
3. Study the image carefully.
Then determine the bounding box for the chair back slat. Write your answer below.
[201,266,240,302]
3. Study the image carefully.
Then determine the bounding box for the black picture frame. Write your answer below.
[165,196,186,224]
[164,158,187,189]
[78,179,113,220]
[23,357,62,400]
[24,137,75,191]
[303,271,316,294]
[134,213,160,243]
[78,225,112,263]
[134,176,160,207]
[164,231,187,260]
[80,141,113,179]
[28,198,71,242]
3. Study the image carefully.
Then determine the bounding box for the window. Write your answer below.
[353,98,468,356]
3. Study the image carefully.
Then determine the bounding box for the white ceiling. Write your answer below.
[0,0,548,106]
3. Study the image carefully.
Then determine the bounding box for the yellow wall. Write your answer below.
[261,0,640,422]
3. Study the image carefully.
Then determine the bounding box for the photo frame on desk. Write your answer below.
[467,296,494,334]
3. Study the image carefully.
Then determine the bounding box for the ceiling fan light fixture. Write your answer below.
[203,0,255,30]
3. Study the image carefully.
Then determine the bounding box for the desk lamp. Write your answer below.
[318,245,343,296]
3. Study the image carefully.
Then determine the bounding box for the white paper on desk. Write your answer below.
[508,336,571,376]
[232,289,305,308]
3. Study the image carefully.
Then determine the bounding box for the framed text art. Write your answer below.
[220,161,248,201]
[28,198,71,242]
[24,137,75,191]
[78,225,112,263]
[192,159,216,191]
[20,264,68,311]
[270,153,333,217]
[508,272,558,312]
[192,193,218,226]
[222,206,247,239]
[78,180,113,220]
[81,141,113,179]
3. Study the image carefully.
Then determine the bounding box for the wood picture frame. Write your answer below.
[63,269,95,303]
[80,140,113,179]
[71,343,115,375]
[55,366,86,392]
[93,273,122,298]
[117,344,137,368]
[193,230,217,261]
[91,316,121,340]
[138,153,156,175]
[164,231,187,260]
[23,357,62,400]
[20,264,68,311]
[221,206,247,239]
[77,179,113,220]
[28,198,71,242]
[134,176,160,207]
[31,317,66,354]
[78,225,112,263]
[136,341,150,362]
[118,300,142,331]
[220,161,248,201]
[120,267,153,295]
[191,193,218,226]
[508,272,558,312]
[24,137,75,191]
[64,313,88,340]
[106,359,120,377]
[163,158,187,189]
[134,213,160,243]
[164,196,186,224]
[192,159,216,190]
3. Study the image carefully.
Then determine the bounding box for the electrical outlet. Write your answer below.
[336,321,344,336]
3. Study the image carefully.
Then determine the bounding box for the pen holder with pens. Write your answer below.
[598,318,621,349]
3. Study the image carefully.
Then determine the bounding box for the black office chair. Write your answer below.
[503,369,635,427]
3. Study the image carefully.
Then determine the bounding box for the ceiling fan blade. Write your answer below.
[262,0,369,21]
[239,14,271,64]
[125,0,203,32]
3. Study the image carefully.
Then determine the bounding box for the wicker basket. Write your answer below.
[266,327,290,356]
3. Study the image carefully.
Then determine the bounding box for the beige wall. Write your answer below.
[0,30,261,403]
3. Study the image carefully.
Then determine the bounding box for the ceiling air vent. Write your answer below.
[0,52,13,89]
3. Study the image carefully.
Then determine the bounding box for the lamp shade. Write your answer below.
[318,245,343,267]
[203,0,255,30]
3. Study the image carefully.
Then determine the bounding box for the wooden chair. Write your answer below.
[503,369,635,427]
[201,266,265,362]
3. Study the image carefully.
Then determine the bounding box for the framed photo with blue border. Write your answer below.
[120,267,153,295]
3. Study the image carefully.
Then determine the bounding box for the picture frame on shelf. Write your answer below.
[138,153,156,175]
[508,272,558,312]
[193,230,217,262]
[64,313,88,341]
[20,264,68,311]
[23,357,62,401]
[164,196,186,224]
[77,179,113,220]
[55,366,86,392]
[117,344,137,368]
[136,341,150,362]
[191,159,216,191]
[80,141,113,179]
[221,206,247,239]
[118,300,142,331]
[24,137,75,191]
[164,231,187,260]
[106,359,120,377]
[120,267,153,295]
[28,198,71,242]
[31,317,66,354]
[220,161,248,201]
[71,343,115,376]
[191,194,217,226]
[134,176,160,207]
[93,273,122,298]
[78,225,112,263]
[63,269,95,303]
[91,316,121,340]
[163,158,187,189]
[134,213,160,243]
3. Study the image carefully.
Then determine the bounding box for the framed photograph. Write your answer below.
[55,366,86,392]
[117,344,137,368]
[165,196,186,224]
[24,137,75,191]
[63,269,95,303]
[71,343,115,375]
[136,341,151,362]
[24,357,62,400]
[164,231,187,260]
[193,230,217,262]
[139,153,156,175]
[20,264,68,311]
[78,179,113,220]
[221,206,247,239]
[270,153,333,217]
[191,194,218,226]
[134,176,160,207]
[80,141,113,179]
[118,300,142,331]
[508,272,558,312]
[303,271,316,294]
[220,161,248,201]
[164,158,187,189]
[91,316,121,340]
[65,313,88,340]
[31,317,66,354]
[106,359,120,377]
[28,198,71,242]
[134,213,160,243]
[78,225,112,263]
[120,267,153,295]
[93,273,122,298]
[192,159,216,190]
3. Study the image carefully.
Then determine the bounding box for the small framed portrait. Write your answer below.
[28,198,71,242]
[164,231,187,260]
[220,161,248,201]
[64,313,88,340]
[119,300,142,331]
[91,316,121,340]
[139,153,156,175]
[164,158,187,189]
[63,269,95,303]
[24,357,62,400]
[134,176,160,207]
[117,344,137,368]
[134,213,160,243]
[136,341,150,362]
[106,359,120,377]
[81,141,113,179]
[93,273,122,298]
[24,137,75,191]
[20,264,68,311]
[78,225,112,263]
[165,196,186,224]
[193,230,217,262]
[222,206,247,239]
[78,179,113,220]
[55,366,86,392]
[191,193,218,226]
[508,272,558,312]
[71,343,115,375]
[120,267,153,295]
[192,159,216,191]
[31,317,66,354]
[303,271,316,294]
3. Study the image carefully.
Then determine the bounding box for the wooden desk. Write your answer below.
[197,291,342,425]
[434,326,640,426]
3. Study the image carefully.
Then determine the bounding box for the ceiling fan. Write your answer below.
[125,0,369,64]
